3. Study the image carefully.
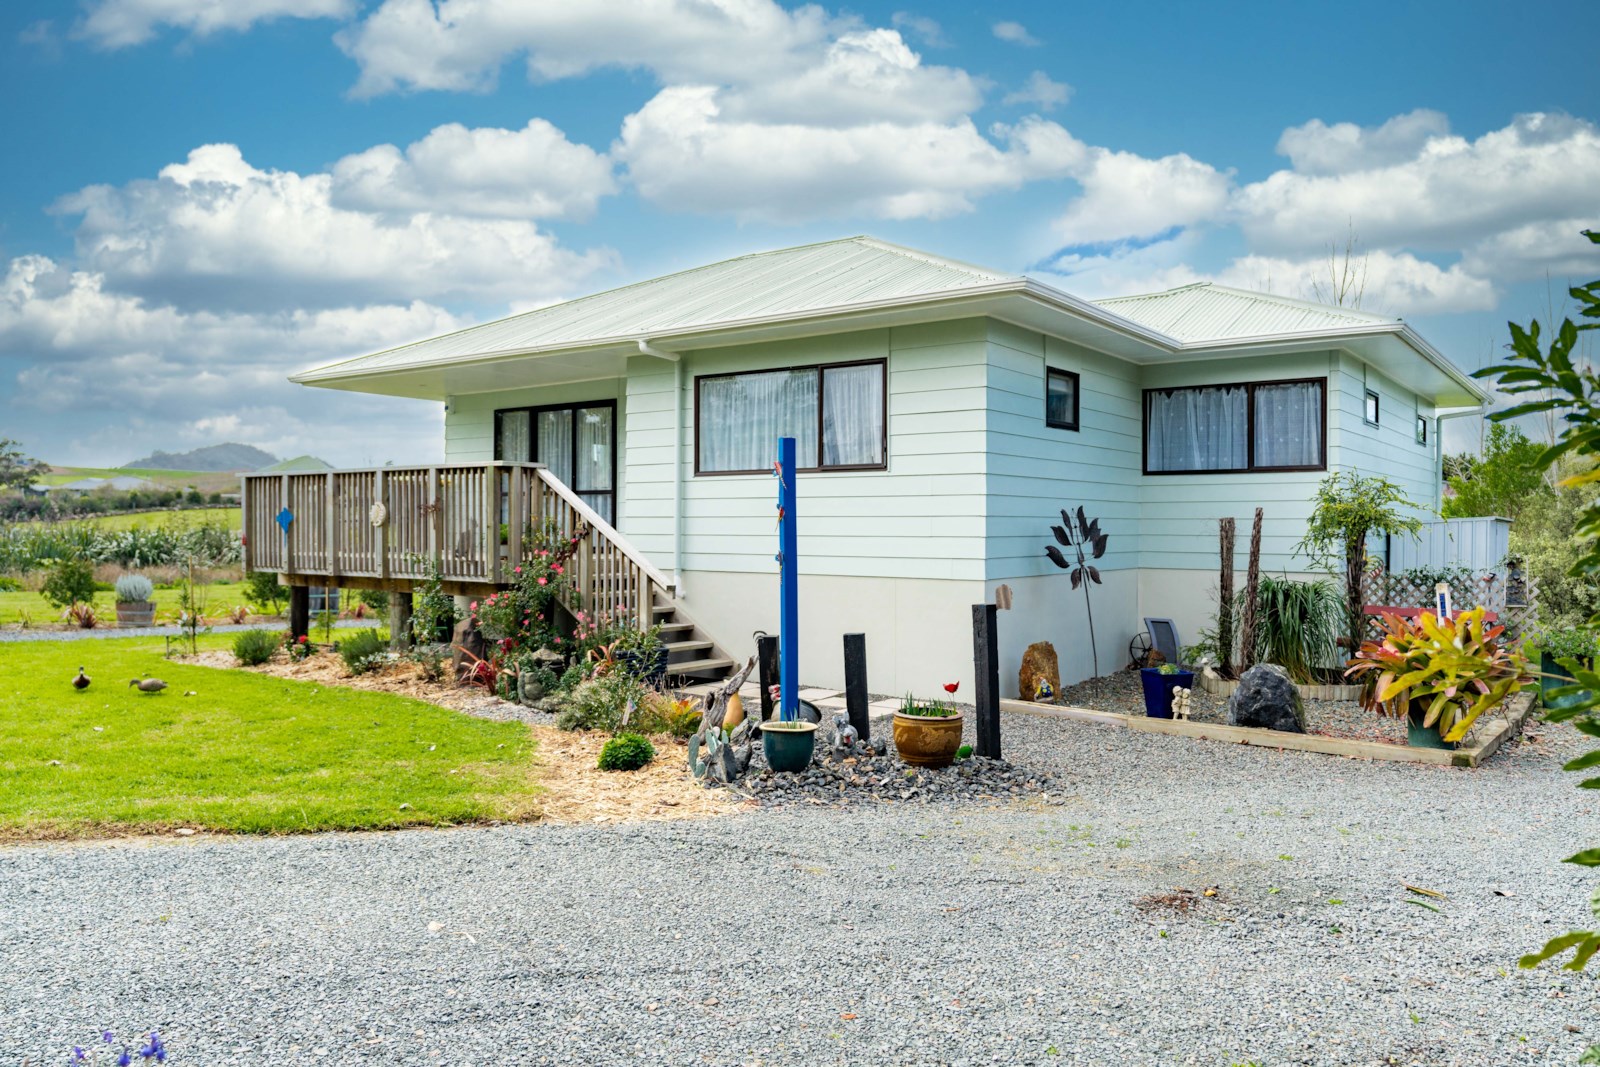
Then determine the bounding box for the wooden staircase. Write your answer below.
[654,594,738,683]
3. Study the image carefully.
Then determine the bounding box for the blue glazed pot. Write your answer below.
[1139,668,1195,718]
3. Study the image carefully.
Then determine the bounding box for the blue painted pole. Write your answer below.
[778,436,799,722]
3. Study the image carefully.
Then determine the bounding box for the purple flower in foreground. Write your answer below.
[72,1046,85,1061]
[138,1032,165,1061]
[103,1032,115,1044]
[116,1049,132,1067]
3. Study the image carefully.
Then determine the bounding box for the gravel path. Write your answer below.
[0,619,374,644]
[3,709,1597,1065]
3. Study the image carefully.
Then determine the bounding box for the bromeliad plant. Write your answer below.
[1046,506,1110,677]
[1344,607,1532,743]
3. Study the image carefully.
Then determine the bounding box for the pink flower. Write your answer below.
[537,577,547,586]
[552,564,564,574]
[470,601,478,611]
[514,566,522,574]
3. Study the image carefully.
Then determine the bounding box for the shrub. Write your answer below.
[664,697,703,739]
[41,557,96,609]
[114,573,155,603]
[233,629,281,666]
[0,576,19,592]
[336,628,388,675]
[597,733,655,771]
[557,672,647,732]
[244,569,288,614]
[64,602,98,629]
[357,588,390,613]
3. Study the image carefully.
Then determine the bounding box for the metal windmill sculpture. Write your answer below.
[1046,506,1110,677]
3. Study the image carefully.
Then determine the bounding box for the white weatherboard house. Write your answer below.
[286,237,1490,696]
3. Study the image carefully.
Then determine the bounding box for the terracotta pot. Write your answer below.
[893,710,965,768]
[116,601,155,628]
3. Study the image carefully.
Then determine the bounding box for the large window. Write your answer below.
[1144,377,1325,474]
[695,360,886,475]
[495,400,616,524]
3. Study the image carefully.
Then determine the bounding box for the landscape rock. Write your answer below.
[1228,663,1306,732]
[1018,642,1061,702]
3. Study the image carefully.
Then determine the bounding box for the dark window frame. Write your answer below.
[1364,388,1381,426]
[1141,376,1328,476]
[492,398,619,521]
[1415,414,1429,446]
[1045,366,1081,432]
[692,358,889,477]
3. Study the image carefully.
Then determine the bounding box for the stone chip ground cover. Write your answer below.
[2,697,1595,1064]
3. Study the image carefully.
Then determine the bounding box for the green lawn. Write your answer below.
[76,506,241,532]
[0,581,252,626]
[0,634,539,838]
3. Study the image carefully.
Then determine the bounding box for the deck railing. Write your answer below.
[242,462,671,625]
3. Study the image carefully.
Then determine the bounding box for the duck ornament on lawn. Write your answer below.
[72,667,91,690]
[129,677,168,694]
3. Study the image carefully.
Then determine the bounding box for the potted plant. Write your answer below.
[1139,661,1195,718]
[1534,628,1600,710]
[1346,608,1532,748]
[614,623,668,686]
[892,683,964,768]
[114,574,156,628]
[761,717,817,772]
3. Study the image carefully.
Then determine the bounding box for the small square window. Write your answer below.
[1415,415,1428,445]
[1046,367,1080,431]
[1364,389,1380,425]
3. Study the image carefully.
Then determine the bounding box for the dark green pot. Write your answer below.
[1406,706,1453,750]
[1540,652,1592,711]
[762,722,817,773]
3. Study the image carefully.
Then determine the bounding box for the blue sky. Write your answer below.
[1,0,1596,466]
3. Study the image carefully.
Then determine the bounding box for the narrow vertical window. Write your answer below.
[1045,368,1080,431]
[1415,415,1428,445]
[1364,389,1380,425]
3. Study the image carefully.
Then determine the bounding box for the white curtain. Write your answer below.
[497,411,530,462]
[576,406,613,490]
[1146,386,1248,471]
[821,364,884,466]
[538,409,573,483]
[1253,382,1322,468]
[699,369,819,472]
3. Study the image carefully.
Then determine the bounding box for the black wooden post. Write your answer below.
[757,633,780,721]
[972,603,1001,759]
[289,585,310,642]
[843,632,869,740]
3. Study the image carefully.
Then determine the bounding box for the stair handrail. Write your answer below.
[532,467,674,593]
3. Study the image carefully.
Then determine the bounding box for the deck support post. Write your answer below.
[972,603,1001,759]
[757,633,780,721]
[289,585,311,643]
[843,632,869,740]
[389,591,413,651]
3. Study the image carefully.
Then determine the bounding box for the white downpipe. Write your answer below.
[673,356,685,595]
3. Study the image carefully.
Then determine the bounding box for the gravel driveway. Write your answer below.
[3,710,1596,1066]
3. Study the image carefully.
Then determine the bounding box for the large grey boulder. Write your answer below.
[1228,664,1306,733]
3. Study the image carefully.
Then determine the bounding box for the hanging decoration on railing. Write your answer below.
[275,506,294,537]
[369,502,388,527]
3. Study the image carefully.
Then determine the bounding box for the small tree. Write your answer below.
[1294,472,1426,652]
[1442,423,1554,521]
[0,438,46,492]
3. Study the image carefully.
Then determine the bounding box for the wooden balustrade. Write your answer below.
[241,462,671,626]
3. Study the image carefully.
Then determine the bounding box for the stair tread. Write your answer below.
[657,622,694,633]
[670,656,735,674]
[664,639,714,653]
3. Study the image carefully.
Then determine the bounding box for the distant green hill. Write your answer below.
[123,443,278,472]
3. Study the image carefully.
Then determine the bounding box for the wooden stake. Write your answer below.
[1218,517,1235,676]
[972,603,1001,759]
[843,632,869,740]
[1240,508,1263,670]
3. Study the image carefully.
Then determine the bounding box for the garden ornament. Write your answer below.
[829,713,860,756]
[369,502,388,527]
[1170,686,1193,720]
[1033,677,1054,702]
[72,667,90,690]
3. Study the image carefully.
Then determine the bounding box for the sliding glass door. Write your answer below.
[495,401,616,526]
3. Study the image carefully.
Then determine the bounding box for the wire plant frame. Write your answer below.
[1046,506,1110,677]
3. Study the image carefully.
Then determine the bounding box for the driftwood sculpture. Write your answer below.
[687,656,758,784]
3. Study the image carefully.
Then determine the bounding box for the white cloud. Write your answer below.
[991,21,1040,46]
[1003,71,1071,111]
[1235,112,1600,271]
[1275,109,1451,175]
[76,0,356,49]
[336,0,835,97]
[890,12,946,48]
[54,143,615,312]
[615,89,1081,222]
[330,118,616,219]
[1052,149,1233,246]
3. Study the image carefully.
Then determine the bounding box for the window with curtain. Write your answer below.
[1046,367,1079,431]
[1144,378,1324,473]
[697,360,885,474]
